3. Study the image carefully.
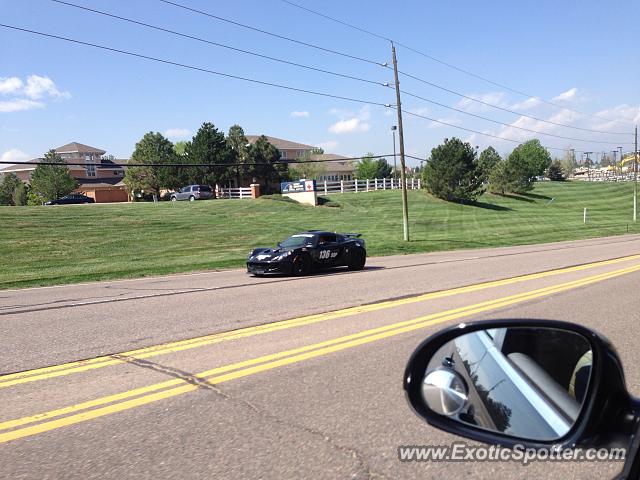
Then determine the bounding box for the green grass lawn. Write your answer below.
[1,181,639,289]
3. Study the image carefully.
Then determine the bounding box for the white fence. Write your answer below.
[319,177,421,195]
[216,186,252,199]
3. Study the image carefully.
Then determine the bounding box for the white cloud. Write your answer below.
[0,77,23,95]
[0,75,69,113]
[510,97,541,110]
[553,88,578,101]
[591,104,640,130]
[410,106,430,116]
[316,140,338,151]
[22,75,69,100]
[329,118,371,134]
[290,110,310,118]
[0,148,30,164]
[0,99,45,113]
[455,92,509,112]
[327,105,371,134]
[164,128,191,139]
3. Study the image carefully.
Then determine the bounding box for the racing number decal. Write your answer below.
[319,250,330,260]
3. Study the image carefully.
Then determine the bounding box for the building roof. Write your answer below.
[77,177,124,187]
[55,142,106,155]
[311,154,355,172]
[98,158,126,169]
[0,158,42,173]
[246,135,316,151]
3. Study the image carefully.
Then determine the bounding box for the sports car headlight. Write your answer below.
[274,251,293,261]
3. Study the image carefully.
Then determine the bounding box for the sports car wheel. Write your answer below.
[348,248,366,271]
[292,255,311,276]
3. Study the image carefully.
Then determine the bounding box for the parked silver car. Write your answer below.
[170,185,213,201]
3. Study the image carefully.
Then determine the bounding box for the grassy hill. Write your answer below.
[1,181,638,289]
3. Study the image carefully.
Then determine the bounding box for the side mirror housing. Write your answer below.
[403,319,638,453]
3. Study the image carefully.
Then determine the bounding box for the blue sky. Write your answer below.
[1,0,639,166]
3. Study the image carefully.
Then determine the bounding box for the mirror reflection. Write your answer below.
[422,327,592,441]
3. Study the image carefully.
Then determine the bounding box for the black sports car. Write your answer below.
[247,231,366,276]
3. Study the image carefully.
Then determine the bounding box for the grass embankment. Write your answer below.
[1,181,639,289]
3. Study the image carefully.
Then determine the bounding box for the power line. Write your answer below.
[151,0,633,137]
[395,69,631,136]
[157,0,384,67]
[278,0,638,127]
[398,87,634,146]
[396,41,637,127]
[403,109,588,154]
[0,23,582,156]
[51,0,386,88]
[0,24,597,156]
[280,0,392,42]
[73,0,634,143]
[0,24,392,109]
[82,0,630,144]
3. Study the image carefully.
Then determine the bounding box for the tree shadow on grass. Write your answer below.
[520,192,552,200]
[466,200,513,212]
[455,198,513,211]
[492,193,536,203]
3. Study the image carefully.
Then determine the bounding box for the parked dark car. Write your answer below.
[45,194,95,205]
[170,185,213,201]
[247,230,366,276]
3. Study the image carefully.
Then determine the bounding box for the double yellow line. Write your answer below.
[2,258,640,444]
[2,254,638,389]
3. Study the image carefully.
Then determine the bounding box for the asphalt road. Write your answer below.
[1,234,640,479]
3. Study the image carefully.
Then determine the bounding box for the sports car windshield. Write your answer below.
[280,234,316,248]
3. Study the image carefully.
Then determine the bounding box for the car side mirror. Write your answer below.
[403,319,640,463]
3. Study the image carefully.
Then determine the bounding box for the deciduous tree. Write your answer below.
[355,153,392,179]
[288,150,326,181]
[124,132,177,197]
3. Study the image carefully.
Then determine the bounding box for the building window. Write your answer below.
[85,155,96,177]
[320,175,339,182]
[279,150,287,159]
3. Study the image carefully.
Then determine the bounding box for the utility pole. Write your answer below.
[634,126,637,222]
[391,125,397,181]
[391,42,409,241]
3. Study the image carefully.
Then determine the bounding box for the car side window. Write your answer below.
[319,234,337,245]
